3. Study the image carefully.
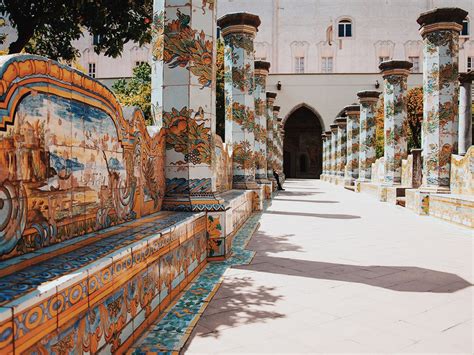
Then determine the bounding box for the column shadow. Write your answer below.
[265,210,361,219]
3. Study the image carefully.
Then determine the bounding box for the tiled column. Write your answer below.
[357,91,380,182]
[273,106,281,173]
[321,133,328,177]
[379,60,412,185]
[330,124,338,177]
[266,92,277,182]
[417,7,467,190]
[325,130,333,177]
[459,72,473,155]
[254,61,271,183]
[153,0,224,211]
[218,13,261,189]
[278,122,286,181]
[336,117,347,178]
[344,105,360,184]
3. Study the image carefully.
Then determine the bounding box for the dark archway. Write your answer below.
[283,105,323,178]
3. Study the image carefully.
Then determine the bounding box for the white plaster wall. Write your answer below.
[266,73,423,130]
[218,0,474,74]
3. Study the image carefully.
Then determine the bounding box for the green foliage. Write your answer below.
[215,39,225,140]
[405,87,423,151]
[0,0,152,61]
[112,63,152,125]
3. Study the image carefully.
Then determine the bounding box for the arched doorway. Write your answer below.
[283,105,323,178]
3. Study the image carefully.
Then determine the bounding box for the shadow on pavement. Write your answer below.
[265,210,361,219]
[274,198,340,204]
[235,255,472,294]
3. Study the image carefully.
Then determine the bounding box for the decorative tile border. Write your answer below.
[128,198,271,353]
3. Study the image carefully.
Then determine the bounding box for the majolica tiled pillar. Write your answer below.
[321,133,328,176]
[357,91,380,182]
[344,105,360,184]
[218,13,261,189]
[459,72,473,155]
[266,92,277,181]
[417,7,467,189]
[335,117,347,177]
[154,0,223,211]
[278,122,286,181]
[325,130,333,176]
[330,124,338,177]
[273,106,281,173]
[254,61,271,183]
[379,60,412,185]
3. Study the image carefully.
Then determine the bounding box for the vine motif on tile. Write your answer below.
[163,107,211,166]
[163,10,213,88]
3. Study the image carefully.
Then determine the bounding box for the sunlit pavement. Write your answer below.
[183,179,473,354]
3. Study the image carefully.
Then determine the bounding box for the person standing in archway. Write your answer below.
[273,170,285,191]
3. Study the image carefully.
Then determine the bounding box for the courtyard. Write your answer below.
[184,179,473,353]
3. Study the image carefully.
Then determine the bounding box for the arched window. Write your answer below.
[338,20,352,38]
[461,18,469,36]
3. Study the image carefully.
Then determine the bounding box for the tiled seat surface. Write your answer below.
[0,211,198,307]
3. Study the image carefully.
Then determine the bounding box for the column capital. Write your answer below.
[357,90,381,103]
[273,105,281,113]
[379,60,413,77]
[344,104,360,116]
[330,123,339,132]
[266,91,277,105]
[217,12,261,37]
[325,130,332,136]
[335,117,347,127]
[459,71,474,84]
[255,61,271,76]
[417,7,467,37]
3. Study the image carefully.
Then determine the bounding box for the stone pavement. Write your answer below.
[183,179,473,354]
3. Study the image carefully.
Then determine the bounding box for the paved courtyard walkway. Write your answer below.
[184,179,473,354]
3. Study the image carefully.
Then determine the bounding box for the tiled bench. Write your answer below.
[0,211,208,354]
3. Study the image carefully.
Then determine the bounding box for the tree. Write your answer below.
[215,39,225,140]
[405,86,423,150]
[112,63,152,125]
[0,0,152,61]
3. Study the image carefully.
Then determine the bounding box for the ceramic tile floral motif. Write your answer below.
[345,109,360,181]
[382,73,409,185]
[357,92,379,181]
[422,29,460,188]
[218,13,260,188]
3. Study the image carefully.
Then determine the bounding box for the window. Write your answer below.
[88,63,96,78]
[461,19,469,36]
[322,57,333,73]
[409,56,420,73]
[338,20,352,38]
[295,57,305,73]
[468,57,473,71]
[135,61,147,67]
[92,34,102,46]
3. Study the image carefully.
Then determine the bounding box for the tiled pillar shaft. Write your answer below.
[357,91,381,181]
[321,134,328,175]
[154,0,223,211]
[417,7,467,189]
[273,106,281,173]
[379,60,412,185]
[266,93,277,179]
[459,73,473,155]
[344,105,360,181]
[325,131,332,176]
[336,118,347,177]
[254,61,271,182]
[330,124,338,176]
[218,13,261,189]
